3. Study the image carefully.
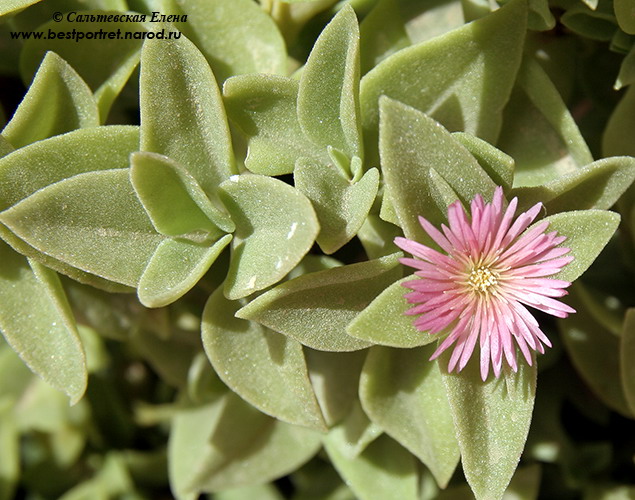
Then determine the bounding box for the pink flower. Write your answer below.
[394,187,575,380]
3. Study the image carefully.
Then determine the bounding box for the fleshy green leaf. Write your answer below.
[534,210,620,283]
[325,400,382,459]
[140,30,236,199]
[167,0,287,83]
[297,5,362,159]
[20,14,146,120]
[169,393,321,497]
[138,236,232,308]
[0,125,139,212]
[130,152,234,237]
[357,213,401,260]
[603,85,635,157]
[615,45,635,89]
[0,169,165,287]
[559,285,632,417]
[219,175,319,300]
[236,253,402,352]
[223,74,325,176]
[295,159,379,254]
[379,97,496,246]
[347,277,441,348]
[0,241,87,403]
[324,434,418,500]
[561,1,618,41]
[2,52,98,149]
[360,345,460,487]
[452,132,514,192]
[513,157,635,213]
[440,352,537,500]
[360,0,527,160]
[499,57,593,188]
[305,349,368,426]
[202,286,325,430]
[215,484,284,500]
[622,309,635,415]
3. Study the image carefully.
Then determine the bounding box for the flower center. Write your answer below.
[468,266,499,293]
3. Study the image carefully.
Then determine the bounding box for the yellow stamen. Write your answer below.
[468,267,499,293]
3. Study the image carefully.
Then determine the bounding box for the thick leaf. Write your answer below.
[603,85,635,158]
[168,0,287,83]
[305,349,368,426]
[513,157,635,213]
[297,5,362,158]
[325,400,382,459]
[130,152,233,237]
[324,434,418,500]
[295,159,379,254]
[360,0,527,159]
[622,309,635,414]
[138,236,232,308]
[347,277,441,348]
[202,285,325,430]
[615,0,635,33]
[236,253,402,351]
[20,14,146,120]
[561,2,618,41]
[219,175,319,300]
[140,31,236,199]
[0,169,165,287]
[440,351,537,500]
[452,132,514,192]
[0,0,43,16]
[357,213,402,260]
[559,285,632,417]
[360,345,460,487]
[223,74,324,176]
[379,97,496,245]
[169,393,321,497]
[0,241,87,403]
[615,45,635,89]
[533,210,620,283]
[499,58,593,188]
[2,52,98,149]
[0,126,139,212]
[215,484,284,500]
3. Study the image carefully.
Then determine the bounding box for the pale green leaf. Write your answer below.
[324,400,382,459]
[140,31,236,199]
[298,5,362,158]
[20,14,146,120]
[223,74,324,176]
[305,349,368,426]
[622,309,635,415]
[0,126,139,212]
[440,352,537,500]
[0,136,13,158]
[130,152,234,237]
[295,160,379,254]
[559,285,632,417]
[138,236,232,308]
[452,132,514,192]
[357,213,401,260]
[347,277,441,348]
[0,169,165,287]
[513,157,635,213]
[0,241,87,404]
[215,483,284,500]
[202,285,325,430]
[561,1,618,41]
[219,175,319,300]
[236,253,402,351]
[499,57,593,188]
[2,52,98,149]
[360,345,460,487]
[534,210,620,283]
[170,392,321,497]
[379,97,496,245]
[360,0,527,160]
[324,434,418,500]
[168,0,287,83]
[603,85,635,158]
